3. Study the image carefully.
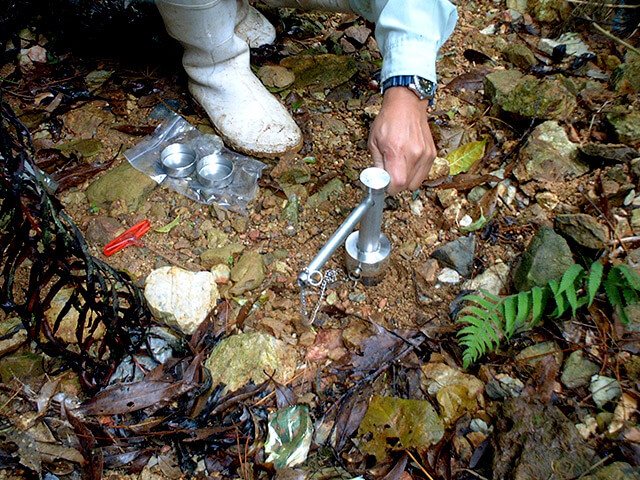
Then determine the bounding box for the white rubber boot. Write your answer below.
[235,0,276,48]
[156,0,302,158]
[263,0,352,11]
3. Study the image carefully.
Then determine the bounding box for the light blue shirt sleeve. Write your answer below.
[348,0,458,85]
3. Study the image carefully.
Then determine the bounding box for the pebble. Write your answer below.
[437,267,462,284]
[349,292,366,303]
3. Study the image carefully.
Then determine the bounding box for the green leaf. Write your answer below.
[618,264,640,291]
[531,286,546,326]
[587,262,603,307]
[559,264,584,294]
[515,291,531,327]
[503,295,517,340]
[445,138,487,175]
[153,215,180,233]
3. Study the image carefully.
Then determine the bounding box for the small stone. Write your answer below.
[438,268,462,284]
[409,199,424,216]
[484,70,525,105]
[432,235,476,278]
[516,121,586,183]
[504,43,537,70]
[45,287,106,344]
[210,264,231,284]
[306,178,344,209]
[349,292,366,303]
[561,350,600,388]
[344,25,371,44]
[417,259,439,283]
[437,188,459,208]
[231,215,249,234]
[427,157,450,180]
[590,374,622,408]
[610,60,640,93]
[485,374,524,399]
[200,243,244,269]
[499,76,577,122]
[271,157,311,185]
[516,341,563,367]
[85,216,123,247]
[280,54,357,90]
[462,261,510,296]
[606,108,640,147]
[230,251,265,295]
[536,191,559,210]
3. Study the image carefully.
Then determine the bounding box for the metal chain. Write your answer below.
[300,269,341,325]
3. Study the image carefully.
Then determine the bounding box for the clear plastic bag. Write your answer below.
[124,112,266,214]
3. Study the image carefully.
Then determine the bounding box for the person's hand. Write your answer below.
[368,86,436,195]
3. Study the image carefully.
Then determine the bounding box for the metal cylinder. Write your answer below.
[345,167,391,284]
[298,198,372,286]
[357,167,389,253]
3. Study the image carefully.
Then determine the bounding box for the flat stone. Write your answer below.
[256,65,295,89]
[344,25,371,44]
[271,157,311,185]
[60,102,114,139]
[432,235,476,278]
[229,251,265,295]
[86,162,157,212]
[499,76,577,121]
[204,332,297,394]
[306,178,344,209]
[504,44,537,70]
[144,266,220,334]
[462,261,510,296]
[0,352,44,384]
[483,70,525,105]
[555,213,609,249]
[280,54,357,91]
[561,350,600,389]
[606,108,640,147]
[200,243,245,269]
[55,138,102,158]
[45,287,105,344]
[513,226,575,291]
[516,121,587,183]
[515,341,563,367]
[493,399,596,480]
[85,216,123,247]
[610,60,640,93]
[579,142,639,165]
[590,375,622,408]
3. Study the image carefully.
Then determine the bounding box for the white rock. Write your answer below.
[590,374,622,408]
[410,198,424,216]
[480,24,497,35]
[144,266,220,334]
[438,268,462,284]
[462,261,510,296]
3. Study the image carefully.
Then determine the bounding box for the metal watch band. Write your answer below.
[381,75,436,100]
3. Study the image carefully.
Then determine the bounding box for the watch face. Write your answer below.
[415,77,436,99]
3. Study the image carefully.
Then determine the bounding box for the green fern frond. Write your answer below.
[587,262,603,306]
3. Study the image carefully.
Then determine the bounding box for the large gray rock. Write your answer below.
[493,399,596,480]
[86,162,157,211]
[581,462,640,480]
[492,75,577,121]
[561,350,600,388]
[144,266,220,334]
[280,54,357,91]
[606,108,640,148]
[431,235,476,278]
[555,213,609,250]
[513,226,575,291]
[516,121,587,183]
[610,61,640,93]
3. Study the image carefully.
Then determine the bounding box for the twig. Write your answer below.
[574,453,613,479]
[407,450,435,480]
[588,16,640,57]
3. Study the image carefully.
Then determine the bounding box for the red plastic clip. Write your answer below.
[103,220,151,256]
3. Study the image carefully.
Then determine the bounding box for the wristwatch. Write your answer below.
[381,75,437,101]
